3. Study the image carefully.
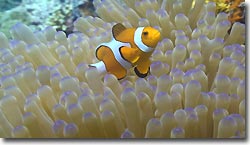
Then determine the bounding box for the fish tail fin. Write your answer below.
[89,61,107,75]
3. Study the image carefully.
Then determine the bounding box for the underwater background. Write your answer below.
[0,0,112,38]
[0,0,245,38]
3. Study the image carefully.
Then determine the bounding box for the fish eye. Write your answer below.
[143,32,148,36]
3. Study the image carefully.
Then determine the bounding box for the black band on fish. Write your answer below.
[119,46,132,64]
[118,75,126,80]
[134,67,149,78]
[95,45,102,60]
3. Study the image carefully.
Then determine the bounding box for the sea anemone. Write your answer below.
[0,0,245,138]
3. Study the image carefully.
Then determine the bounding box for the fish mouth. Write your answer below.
[154,31,161,40]
[148,31,161,48]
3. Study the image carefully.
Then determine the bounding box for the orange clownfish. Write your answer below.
[89,23,161,80]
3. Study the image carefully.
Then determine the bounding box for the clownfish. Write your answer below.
[89,23,161,80]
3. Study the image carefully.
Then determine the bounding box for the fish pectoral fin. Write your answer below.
[120,46,140,64]
[131,56,140,64]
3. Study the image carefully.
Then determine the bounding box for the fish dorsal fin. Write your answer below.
[112,23,126,39]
